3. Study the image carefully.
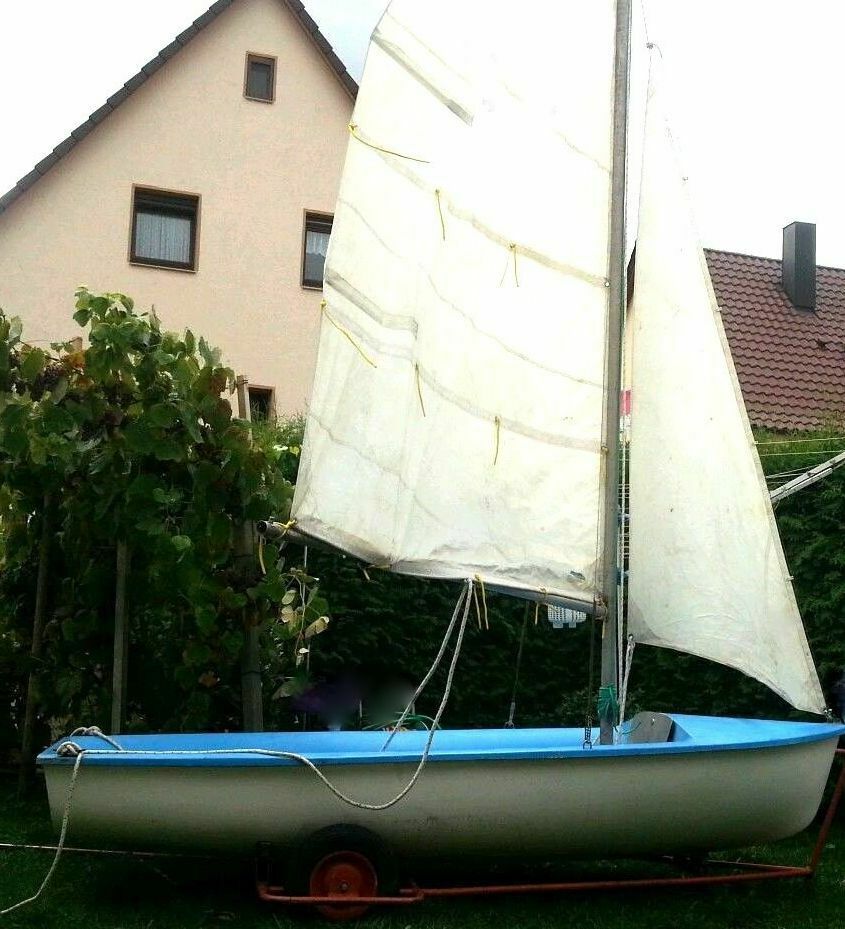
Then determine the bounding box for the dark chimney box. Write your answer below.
[782,221,816,311]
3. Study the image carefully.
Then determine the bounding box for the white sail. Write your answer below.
[293,0,617,607]
[627,73,826,714]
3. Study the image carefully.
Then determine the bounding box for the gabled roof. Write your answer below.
[0,0,358,216]
[706,248,845,431]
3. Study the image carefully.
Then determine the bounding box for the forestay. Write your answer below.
[627,73,826,714]
[293,0,617,608]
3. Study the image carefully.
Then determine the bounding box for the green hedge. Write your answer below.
[271,431,845,730]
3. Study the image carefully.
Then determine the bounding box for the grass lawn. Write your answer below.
[0,773,843,928]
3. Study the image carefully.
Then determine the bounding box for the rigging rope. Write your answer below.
[756,435,845,446]
[504,603,530,728]
[583,612,598,748]
[383,579,470,747]
[758,449,845,458]
[618,634,636,730]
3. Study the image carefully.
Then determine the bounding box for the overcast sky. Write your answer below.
[2,1,844,266]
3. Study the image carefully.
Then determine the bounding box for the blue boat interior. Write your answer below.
[38,715,845,768]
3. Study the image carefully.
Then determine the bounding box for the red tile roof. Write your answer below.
[706,249,845,431]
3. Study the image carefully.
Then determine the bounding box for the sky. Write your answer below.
[1,1,844,266]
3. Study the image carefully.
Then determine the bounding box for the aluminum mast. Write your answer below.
[599,0,632,745]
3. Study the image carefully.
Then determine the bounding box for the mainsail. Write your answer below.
[627,73,826,714]
[293,0,618,608]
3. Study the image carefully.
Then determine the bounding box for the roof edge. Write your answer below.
[0,0,358,216]
[282,0,359,99]
[705,246,845,275]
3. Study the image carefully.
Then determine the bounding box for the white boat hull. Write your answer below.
[40,718,842,860]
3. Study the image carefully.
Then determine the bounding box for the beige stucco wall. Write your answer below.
[0,0,354,415]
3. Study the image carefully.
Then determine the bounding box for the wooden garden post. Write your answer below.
[18,494,53,794]
[110,541,131,734]
[235,375,264,732]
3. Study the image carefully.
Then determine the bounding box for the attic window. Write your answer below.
[302,213,333,289]
[130,187,199,271]
[245,53,276,102]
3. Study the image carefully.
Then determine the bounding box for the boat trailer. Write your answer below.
[256,748,845,920]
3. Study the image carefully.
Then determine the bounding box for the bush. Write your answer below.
[0,291,322,760]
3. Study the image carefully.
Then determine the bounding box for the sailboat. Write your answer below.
[38,0,844,899]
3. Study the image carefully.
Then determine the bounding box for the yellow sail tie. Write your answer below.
[499,243,520,287]
[321,300,377,369]
[510,243,520,287]
[348,123,430,164]
[414,363,427,416]
[473,575,490,630]
[472,583,483,630]
[435,188,446,240]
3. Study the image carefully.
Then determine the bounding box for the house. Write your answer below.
[0,0,357,418]
[707,222,845,431]
[2,0,839,433]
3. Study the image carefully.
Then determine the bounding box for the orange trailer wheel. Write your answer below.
[309,850,378,920]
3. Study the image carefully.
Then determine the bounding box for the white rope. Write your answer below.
[64,587,472,813]
[63,583,469,813]
[1,584,475,915]
[756,435,845,446]
[383,579,470,749]
[618,634,636,731]
[67,726,124,751]
[0,752,83,916]
[1,728,118,915]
